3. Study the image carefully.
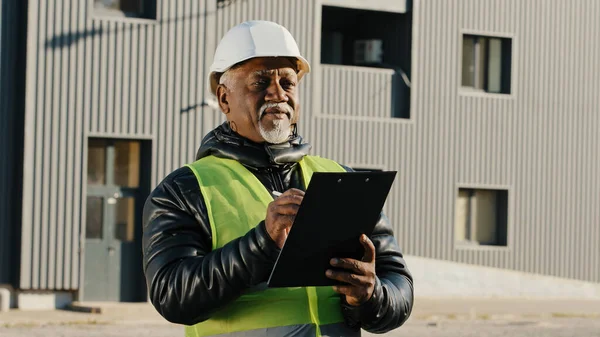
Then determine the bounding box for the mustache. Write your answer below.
[258,102,294,120]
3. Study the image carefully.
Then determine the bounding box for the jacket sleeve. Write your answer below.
[141,167,281,325]
[339,166,415,333]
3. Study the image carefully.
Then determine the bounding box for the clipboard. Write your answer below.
[267,170,397,288]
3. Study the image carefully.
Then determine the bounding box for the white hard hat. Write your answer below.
[208,20,311,96]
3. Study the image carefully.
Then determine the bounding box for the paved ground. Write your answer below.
[1,298,599,336]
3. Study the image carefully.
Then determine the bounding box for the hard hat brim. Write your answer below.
[209,54,311,96]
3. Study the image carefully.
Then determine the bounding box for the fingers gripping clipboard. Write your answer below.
[267,171,397,288]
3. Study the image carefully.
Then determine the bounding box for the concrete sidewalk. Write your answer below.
[1,297,599,328]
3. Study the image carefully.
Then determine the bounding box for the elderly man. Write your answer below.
[142,20,414,337]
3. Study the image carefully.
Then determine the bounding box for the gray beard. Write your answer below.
[259,119,291,144]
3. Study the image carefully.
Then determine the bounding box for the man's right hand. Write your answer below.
[265,188,305,249]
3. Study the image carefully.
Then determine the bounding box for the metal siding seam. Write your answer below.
[75,0,91,289]
[576,3,593,279]
[582,0,592,282]
[60,0,73,289]
[512,0,523,272]
[385,72,391,119]
[525,0,536,275]
[505,0,515,271]
[353,69,359,117]
[556,0,567,279]
[90,20,99,133]
[195,0,205,158]
[573,0,583,280]
[445,0,458,260]
[417,0,429,258]
[117,22,126,134]
[173,1,184,167]
[188,0,197,163]
[548,0,558,277]
[57,0,75,290]
[438,0,450,260]
[355,69,360,118]
[200,0,212,155]
[150,21,159,186]
[577,0,589,281]
[133,24,142,134]
[49,0,67,290]
[593,0,600,274]
[410,0,421,257]
[425,0,436,259]
[333,67,339,115]
[532,0,542,276]
[39,0,56,290]
[565,0,575,280]
[584,0,594,282]
[20,0,41,289]
[142,25,150,135]
[166,1,176,173]
[572,0,581,281]
[546,0,557,278]
[106,21,116,133]
[157,3,168,181]
[370,72,376,118]
[593,0,600,282]
[184,0,194,162]
[339,67,345,116]
[98,21,107,133]
[555,0,565,279]
[515,0,527,274]
[129,24,138,134]
[322,66,327,115]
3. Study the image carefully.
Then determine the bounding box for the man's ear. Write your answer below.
[216,84,230,114]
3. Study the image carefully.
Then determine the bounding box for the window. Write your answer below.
[94,0,156,19]
[461,34,512,94]
[455,188,508,246]
[320,6,412,119]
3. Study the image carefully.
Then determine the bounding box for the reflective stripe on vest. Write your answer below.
[184,155,347,337]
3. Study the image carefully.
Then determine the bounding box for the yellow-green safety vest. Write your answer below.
[184,155,347,337]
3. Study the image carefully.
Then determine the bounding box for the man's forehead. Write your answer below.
[234,57,298,76]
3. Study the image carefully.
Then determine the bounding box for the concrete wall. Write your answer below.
[406,255,600,299]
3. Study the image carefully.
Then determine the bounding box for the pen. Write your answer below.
[271,191,282,198]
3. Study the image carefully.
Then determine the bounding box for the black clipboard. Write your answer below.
[267,170,397,288]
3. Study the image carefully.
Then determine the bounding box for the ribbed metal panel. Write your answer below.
[321,65,394,118]
[18,0,600,291]
[213,0,599,283]
[20,0,216,290]
[0,0,25,285]
[315,0,600,283]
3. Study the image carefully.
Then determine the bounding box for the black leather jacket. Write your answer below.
[142,123,414,334]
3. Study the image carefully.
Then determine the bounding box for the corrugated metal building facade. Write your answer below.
[1,0,598,304]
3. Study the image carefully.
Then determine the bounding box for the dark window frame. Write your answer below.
[461,34,512,95]
[455,187,509,247]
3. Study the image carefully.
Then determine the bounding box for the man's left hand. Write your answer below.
[326,234,376,306]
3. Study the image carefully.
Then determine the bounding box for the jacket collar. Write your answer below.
[195,122,312,170]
